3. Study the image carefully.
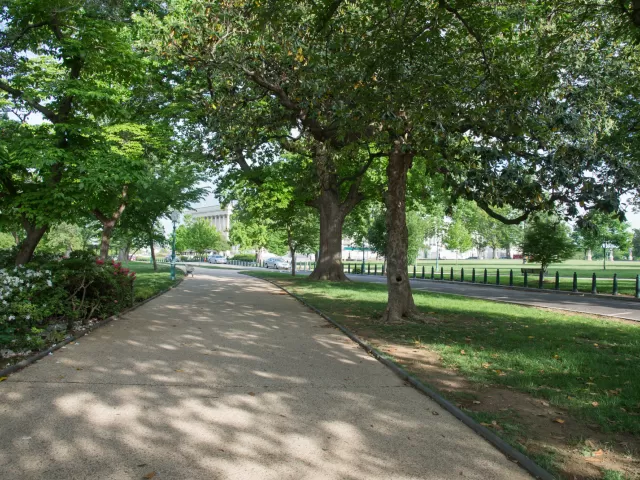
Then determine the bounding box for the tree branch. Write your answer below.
[0,80,59,122]
[475,199,530,225]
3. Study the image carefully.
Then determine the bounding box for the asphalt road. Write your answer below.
[182,262,640,321]
[0,268,530,480]
[349,275,640,322]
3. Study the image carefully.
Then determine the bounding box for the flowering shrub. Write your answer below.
[0,267,66,350]
[0,252,136,355]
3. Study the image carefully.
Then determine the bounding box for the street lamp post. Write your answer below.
[170,210,181,281]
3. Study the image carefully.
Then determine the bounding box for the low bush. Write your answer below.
[230,253,256,262]
[0,252,135,355]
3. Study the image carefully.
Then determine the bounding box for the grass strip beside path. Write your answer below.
[130,263,184,302]
[246,271,640,479]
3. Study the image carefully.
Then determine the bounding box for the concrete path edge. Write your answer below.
[0,278,184,379]
[251,274,555,480]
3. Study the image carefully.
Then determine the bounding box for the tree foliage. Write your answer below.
[522,215,576,272]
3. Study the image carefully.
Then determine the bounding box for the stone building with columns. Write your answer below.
[189,204,232,240]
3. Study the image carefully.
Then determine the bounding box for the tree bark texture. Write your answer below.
[150,235,157,271]
[15,221,47,265]
[308,144,363,281]
[382,143,417,323]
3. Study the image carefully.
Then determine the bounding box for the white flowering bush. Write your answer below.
[0,266,66,350]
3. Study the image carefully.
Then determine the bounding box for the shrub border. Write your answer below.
[250,274,554,480]
[0,277,184,378]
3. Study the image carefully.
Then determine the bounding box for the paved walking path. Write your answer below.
[0,268,529,480]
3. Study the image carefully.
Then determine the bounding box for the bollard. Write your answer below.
[555,271,559,290]
[524,271,528,288]
[591,273,597,294]
[471,268,476,283]
[496,269,500,286]
[450,267,454,281]
[461,267,465,282]
[382,263,385,276]
[636,275,640,299]
[483,268,488,284]
[431,266,434,279]
[368,264,371,275]
[440,267,444,280]
[348,264,351,274]
[413,265,416,278]
[374,264,377,275]
[422,265,425,279]
[613,273,619,295]
[538,270,544,289]
[509,269,513,287]
[572,272,578,292]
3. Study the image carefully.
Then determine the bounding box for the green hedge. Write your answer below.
[230,253,256,261]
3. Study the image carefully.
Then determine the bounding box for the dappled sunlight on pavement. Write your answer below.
[0,268,531,479]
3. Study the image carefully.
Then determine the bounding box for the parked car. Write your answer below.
[265,257,291,269]
[208,254,228,264]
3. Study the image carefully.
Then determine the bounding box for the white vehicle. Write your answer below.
[265,257,291,269]
[208,254,228,264]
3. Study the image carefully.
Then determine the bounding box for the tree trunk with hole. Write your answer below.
[15,222,48,265]
[382,144,417,323]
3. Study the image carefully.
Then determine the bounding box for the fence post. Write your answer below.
[431,266,434,279]
[636,275,640,299]
[613,273,619,295]
[461,267,465,282]
[374,264,377,275]
[538,270,544,289]
[483,268,488,284]
[509,269,513,287]
[422,266,425,279]
[348,264,351,274]
[472,268,476,283]
[496,269,500,286]
[368,264,371,275]
[449,267,453,281]
[524,271,528,288]
[555,271,559,290]
[413,265,416,278]
[440,267,444,280]
[572,272,578,292]
[591,273,597,294]
[382,263,385,276]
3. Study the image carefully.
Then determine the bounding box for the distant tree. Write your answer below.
[443,220,473,262]
[576,212,631,267]
[38,223,82,256]
[633,229,640,260]
[0,232,15,250]
[228,216,287,264]
[367,211,427,265]
[522,215,576,273]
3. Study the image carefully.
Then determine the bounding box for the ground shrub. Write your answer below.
[230,253,256,261]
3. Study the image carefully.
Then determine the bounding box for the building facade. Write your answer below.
[188,204,233,240]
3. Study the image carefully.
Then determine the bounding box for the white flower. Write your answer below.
[8,315,15,321]
[46,280,53,287]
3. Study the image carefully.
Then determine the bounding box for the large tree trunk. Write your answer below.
[99,222,115,260]
[309,189,347,281]
[15,221,48,265]
[382,143,417,323]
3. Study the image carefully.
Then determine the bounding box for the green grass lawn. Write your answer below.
[129,262,184,302]
[247,271,640,435]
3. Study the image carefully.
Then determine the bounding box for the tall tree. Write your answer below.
[0,0,144,264]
